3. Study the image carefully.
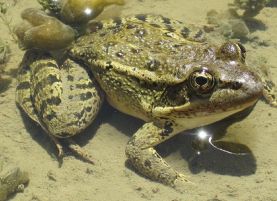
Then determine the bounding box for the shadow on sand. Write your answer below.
[19,101,257,176]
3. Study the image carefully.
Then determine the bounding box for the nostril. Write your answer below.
[232,81,242,90]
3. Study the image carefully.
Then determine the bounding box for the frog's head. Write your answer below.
[154,42,263,128]
[188,42,263,104]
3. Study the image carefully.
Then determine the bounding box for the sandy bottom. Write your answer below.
[0,0,277,200]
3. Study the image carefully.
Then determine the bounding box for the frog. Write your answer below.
[15,7,276,188]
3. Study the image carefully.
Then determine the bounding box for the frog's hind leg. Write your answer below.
[16,50,41,123]
[17,50,103,164]
[16,50,65,157]
[32,57,103,164]
[126,122,189,188]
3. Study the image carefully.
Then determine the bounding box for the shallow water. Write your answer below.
[0,0,277,201]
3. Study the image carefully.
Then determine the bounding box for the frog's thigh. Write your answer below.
[31,57,103,137]
[126,122,187,186]
[16,57,39,123]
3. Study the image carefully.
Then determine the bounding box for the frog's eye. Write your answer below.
[219,42,246,62]
[189,69,215,95]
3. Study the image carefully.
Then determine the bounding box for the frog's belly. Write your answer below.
[105,93,151,122]
[92,68,153,122]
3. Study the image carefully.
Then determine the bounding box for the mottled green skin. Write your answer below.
[16,14,275,187]
[67,15,266,186]
[69,15,263,124]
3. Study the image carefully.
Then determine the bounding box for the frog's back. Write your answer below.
[69,14,207,84]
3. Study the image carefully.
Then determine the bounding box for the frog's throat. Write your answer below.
[152,98,258,129]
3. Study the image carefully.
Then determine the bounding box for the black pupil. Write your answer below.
[195,76,208,86]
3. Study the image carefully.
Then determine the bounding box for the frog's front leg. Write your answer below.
[126,122,189,187]
[262,80,277,107]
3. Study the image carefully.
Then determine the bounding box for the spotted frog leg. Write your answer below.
[16,50,103,163]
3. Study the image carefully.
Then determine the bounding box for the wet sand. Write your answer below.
[0,0,277,200]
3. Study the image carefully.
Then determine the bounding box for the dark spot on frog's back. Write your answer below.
[180,27,190,38]
[194,29,204,40]
[162,16,171,24]
[165,25,175,32]
[135,14,147,21]
[150,23,161,28]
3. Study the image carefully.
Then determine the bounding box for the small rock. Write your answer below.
[0,166,29,201]
[86,167,94,175]
[152,187,159,193]
[47,170,57,181]
[230,19,249,38]
[135,186,142,191]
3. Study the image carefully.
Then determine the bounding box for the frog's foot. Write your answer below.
[49,134,64,157]
[49,136,94,164]
[15,8,75,50]
[126,122,190,188]
[262,79,277,107]
[66,139,95,164]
